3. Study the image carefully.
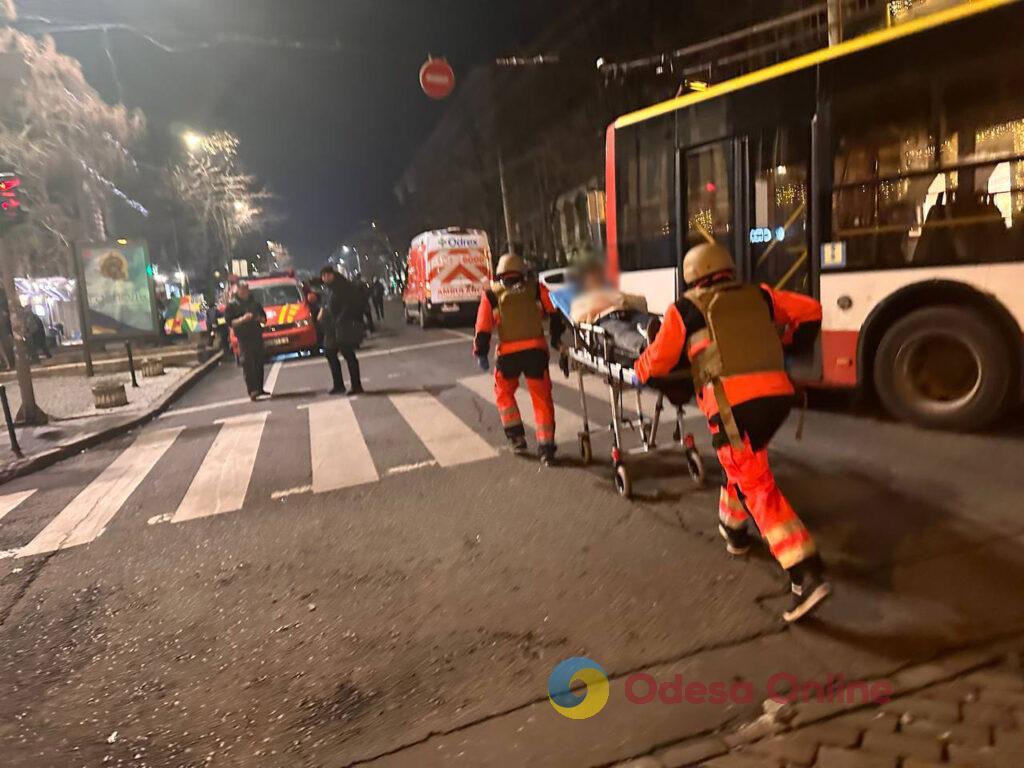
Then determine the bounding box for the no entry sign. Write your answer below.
[419,57,455,100]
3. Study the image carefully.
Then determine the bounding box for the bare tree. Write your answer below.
[167,131,270,279]
[0,27,143,423]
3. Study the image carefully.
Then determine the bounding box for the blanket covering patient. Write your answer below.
[565,259,692,405]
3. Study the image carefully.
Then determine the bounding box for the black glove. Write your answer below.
[559,352,570,379]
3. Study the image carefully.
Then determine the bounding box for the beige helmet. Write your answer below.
[683,243,736,286]
[495,253,526,277]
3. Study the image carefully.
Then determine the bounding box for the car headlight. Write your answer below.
[296,319,311,328]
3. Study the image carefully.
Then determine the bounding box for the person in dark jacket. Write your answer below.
[0,287,16,370]
[355,275,375,334]
[224,281,269,400]
[370,278,386,322]
[319,266,364,395]
[21,309,51,362]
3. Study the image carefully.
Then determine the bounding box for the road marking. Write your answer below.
[305,400,378,493]
[387,460,438,475]
[172,413,270,523]
[290,337,465,368]
[265,361,283,394]
[0,490,35,522]
[446,329,475,341]
[390,392,498,467]
[159,397,252,419]
[19,427,185,557]
[270,484,313,500]
[459,374,584,444]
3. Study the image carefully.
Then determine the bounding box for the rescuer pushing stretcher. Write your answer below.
[474,254,564,466]
[634,243,830,623]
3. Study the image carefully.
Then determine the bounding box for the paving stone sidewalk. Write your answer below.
[615,648,1024,768]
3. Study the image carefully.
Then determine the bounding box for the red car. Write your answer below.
[228,273,319,361]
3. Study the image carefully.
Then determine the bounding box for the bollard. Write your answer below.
[0,384,22,458]
[125,342,139,388]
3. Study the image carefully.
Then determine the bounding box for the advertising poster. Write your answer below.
[78,241,158,338]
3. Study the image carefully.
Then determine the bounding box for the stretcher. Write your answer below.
[550,288,706,498]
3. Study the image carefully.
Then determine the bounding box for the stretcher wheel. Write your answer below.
[685,448,706,488]
[578,434,593,466]
[614,464,632,499]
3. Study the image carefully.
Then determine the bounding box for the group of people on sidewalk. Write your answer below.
[225,265,372,401]
[472,244,830,623]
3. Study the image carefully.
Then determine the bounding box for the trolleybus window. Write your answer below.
[749,126,811,292]
[616,117,677,272]
[833,55,1024,271]
[636,117,677,271]
[685,140,733,251]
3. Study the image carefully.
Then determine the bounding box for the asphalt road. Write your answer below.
[1,305,1022,767]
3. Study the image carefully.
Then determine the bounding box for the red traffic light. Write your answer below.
[0,172,25,224]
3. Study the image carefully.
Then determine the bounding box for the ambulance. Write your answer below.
[403,228,493,328]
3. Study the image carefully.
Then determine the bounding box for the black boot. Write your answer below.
[783,555,831,623]
[718,523,752,556]
[539,443,557,467]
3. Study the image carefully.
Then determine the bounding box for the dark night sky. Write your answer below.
[15,0,559,266]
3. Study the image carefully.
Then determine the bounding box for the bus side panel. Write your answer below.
[605,123,619,287]
[819,264,1024,388]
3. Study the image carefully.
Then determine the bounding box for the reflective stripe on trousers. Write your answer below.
[493,368,555,445]
[716,436,816,570]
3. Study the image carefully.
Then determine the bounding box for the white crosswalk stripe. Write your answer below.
[459,374,584,444]
[172,413,269,523]
[20,427,185,557]
[305,399,378,493]
[0,490,35,522]
[390,391,497,467]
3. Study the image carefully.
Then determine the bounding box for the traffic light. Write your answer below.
[0,173,25,226]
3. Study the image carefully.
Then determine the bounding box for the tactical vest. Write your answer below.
[684,282,787,447]
[492,281,544,344]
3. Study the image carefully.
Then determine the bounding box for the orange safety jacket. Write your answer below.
[635,284,822,421]
[474,281,561,357]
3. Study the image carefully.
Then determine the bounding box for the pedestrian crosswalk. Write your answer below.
[459,374,587,443]
[0,372,665,561]
[172,413,269,523]
[306,399,378,493]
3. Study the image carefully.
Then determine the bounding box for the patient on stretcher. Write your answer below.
[556,263,693,405]
[567,263,657,363]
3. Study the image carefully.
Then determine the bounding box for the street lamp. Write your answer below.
[182,131,205,153]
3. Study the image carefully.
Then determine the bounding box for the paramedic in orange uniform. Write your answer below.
[634,243,829,622]
[474,254,564,466]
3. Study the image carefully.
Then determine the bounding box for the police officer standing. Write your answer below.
[635,243,828,623]
[318,266,364,395]
[225,280,270,401]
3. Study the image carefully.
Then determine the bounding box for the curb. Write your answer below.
[0,351,224,486]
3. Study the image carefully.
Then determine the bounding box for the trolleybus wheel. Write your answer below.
[614,464,632,499]
[874,305,1011,431]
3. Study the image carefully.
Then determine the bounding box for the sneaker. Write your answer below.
[329,386,347,396]
[539,446,557,467]
[783,575,832,623]
[347,386,365,396]
[510,436,529,455]
[718,523,752,556]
